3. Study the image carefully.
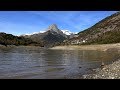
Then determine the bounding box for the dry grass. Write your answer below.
[50,43,120,51]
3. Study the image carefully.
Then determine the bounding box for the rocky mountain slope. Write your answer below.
[2,11,119,47]
[67,11,120,45]
[23,24,67,47]
[0,24,76,47]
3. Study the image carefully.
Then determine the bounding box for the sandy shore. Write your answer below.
[50,43,120,51]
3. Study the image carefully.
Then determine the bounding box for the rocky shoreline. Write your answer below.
[82,58,120,79]
[51,43,120,79]
[1,43,120,79]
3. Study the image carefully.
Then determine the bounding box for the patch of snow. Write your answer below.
[61,30,78,35]
[20,31,46,36]
[73,32,78,34]
[61,30,73,35]
[39,31,46,33]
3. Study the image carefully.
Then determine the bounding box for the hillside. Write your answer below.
[0,24,76,47]
[23,24,67,47]
[0,32,42,46]
[66,11,120,45]
[1,12,120,47]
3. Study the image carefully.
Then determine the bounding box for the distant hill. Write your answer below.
[0,32,42,46]
[23,24,67,47]
[0,24,77,47]
[2,11,119,47]
[66,11,120,45]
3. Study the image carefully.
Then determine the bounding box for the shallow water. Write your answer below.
[0,46,119,79]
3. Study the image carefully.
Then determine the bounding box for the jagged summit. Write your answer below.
[48,24,58,30]
[47,24,63,34]
[23,24,67,47]
[22,24,73,36]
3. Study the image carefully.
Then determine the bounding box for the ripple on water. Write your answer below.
[0,46,119,79]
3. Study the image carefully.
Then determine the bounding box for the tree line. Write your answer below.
[0,32,43,47]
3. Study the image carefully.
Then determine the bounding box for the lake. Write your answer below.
[0,46,119,79]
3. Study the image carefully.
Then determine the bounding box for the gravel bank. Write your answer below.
[51,43,120,79]
[82,59,120,79]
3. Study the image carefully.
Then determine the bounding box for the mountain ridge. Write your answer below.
[65,11,120,45]
[0,32,43,46]
[1,12,120,47]
[23,24,68,47]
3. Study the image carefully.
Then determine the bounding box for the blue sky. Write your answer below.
[0,11,117,36]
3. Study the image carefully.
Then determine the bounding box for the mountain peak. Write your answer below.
[47,24,64,35]
[48,24,59,31]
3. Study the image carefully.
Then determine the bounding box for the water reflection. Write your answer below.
[0,46,119,79]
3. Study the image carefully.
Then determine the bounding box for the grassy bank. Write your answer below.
[50,43,120,51]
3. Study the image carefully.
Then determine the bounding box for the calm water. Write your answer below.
[0,46,119,79]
